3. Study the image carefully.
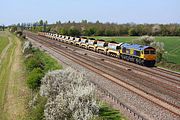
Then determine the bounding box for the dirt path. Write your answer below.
[0,32,29,120]
[0,35,11,68]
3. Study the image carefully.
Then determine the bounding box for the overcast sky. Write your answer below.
[1,0,180,25]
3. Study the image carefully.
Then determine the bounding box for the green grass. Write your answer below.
[34,49,62,72]
[90,36,180,65]
[0,32,16,119]
[25,94,47,120]
[96,103,127,120]
[0,36,9,54]
[25,48,62,90]
[155,37,180,64]
[24,48,62,119]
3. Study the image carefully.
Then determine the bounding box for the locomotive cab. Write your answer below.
[143,47,156,66]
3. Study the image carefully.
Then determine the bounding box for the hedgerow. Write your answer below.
[23,41,61,91]
[27,68,44,90]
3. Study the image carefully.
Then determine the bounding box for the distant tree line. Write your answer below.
[10,20,180,36]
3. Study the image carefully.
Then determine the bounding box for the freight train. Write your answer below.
[38,32,156,66]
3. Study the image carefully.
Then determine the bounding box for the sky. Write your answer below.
[0,0,180,25]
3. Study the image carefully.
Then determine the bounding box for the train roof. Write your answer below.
[121,43,153,50]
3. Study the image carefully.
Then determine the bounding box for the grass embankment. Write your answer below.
[0,37,9,54]
[25,48,62,90]
[0,31,29,120]
[90,36,180,71]
[98,103,127,120]
[24,47,62,119]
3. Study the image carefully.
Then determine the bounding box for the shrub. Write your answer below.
[21,34,26,39]
[25,56,44,72]
[22,41,33,55]
[16,30,23,36]
[27,68,44,90]
[27,94,47,120]
[132,35,155,45]
[34,49,61,72]
[40,68,99,120]
[98,104,122,120]
[24,47,61,91]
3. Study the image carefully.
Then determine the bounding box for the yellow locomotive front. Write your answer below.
[120,43,156,66]
[143,47,156,66]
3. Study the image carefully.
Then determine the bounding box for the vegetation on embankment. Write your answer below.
[22,40,61,119]
[24,48,62,90]
[98,103,127,120]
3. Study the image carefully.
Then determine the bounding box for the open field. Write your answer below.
[0,31,29,120]
[91,36,180,65]
[155,37,180,64]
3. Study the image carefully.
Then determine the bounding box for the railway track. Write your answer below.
[153,67,180,79]
[25,32,180,118]
[57,42,180,96]
[37,33,180,86]
[28,32,180,95]
[26,32,179,99]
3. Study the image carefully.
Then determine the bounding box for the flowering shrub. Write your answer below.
[132,35,155,45]
[40,68,99,120]
[22,41,32,54]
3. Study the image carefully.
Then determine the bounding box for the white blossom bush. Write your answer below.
[132,35,155,45]
[28,93,38,108]
[40,68,99,120]
[22,40,32,54]
[152,25,161,35]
